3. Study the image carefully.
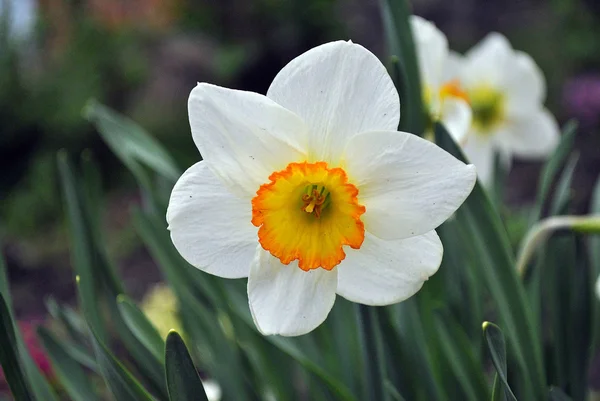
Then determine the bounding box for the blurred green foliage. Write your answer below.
[0,0,341,240]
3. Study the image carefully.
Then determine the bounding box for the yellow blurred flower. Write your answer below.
[141,283,183,340]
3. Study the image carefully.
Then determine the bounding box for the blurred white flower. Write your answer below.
[202,379,222,401]
[454,33,560,184]
[167,41,476,336]
[411,16,472,144]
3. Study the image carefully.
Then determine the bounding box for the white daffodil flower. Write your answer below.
[410,16,472,144]
[202,379,222,401]
[167,41,476,336]
[455,33,560,184]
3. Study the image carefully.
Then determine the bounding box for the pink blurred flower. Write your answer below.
[563,74,600,127]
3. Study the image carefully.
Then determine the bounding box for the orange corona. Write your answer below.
[251,162,365,271]
[439,79,470,104]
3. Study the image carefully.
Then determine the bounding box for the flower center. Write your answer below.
[468,84,505,134]
[251,161,365,271]
[301,186,329,217]
[439,79,470,104]
[423,80,470,135]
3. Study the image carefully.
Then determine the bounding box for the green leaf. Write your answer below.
[380,0,425,135]
[435,123,545,400]
[37,327,99,401]
[57,151,108,343]
[590,176,600,354]
[83,100,180,187]
[118,295,166,364]
[225,287,357,401]
[0,293,34,401]
[0,249,12,312]
[434,314,489,401]
[0,251,58,401]
[44,297,89,348]
[531,120,577,222]
[549,152,579,215]
[548,387,572,401]
[165,331,209,401]
[357,305,388,401]
[133,209,256,400]
[59,152,168,397]
[384,380,407,401]
[492,153,508,209]
[381,301,446,401]
[91,330,155,401]
[482,322,517,401]
[105,285,169,399]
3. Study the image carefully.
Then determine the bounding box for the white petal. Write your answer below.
[266,41,399,165]
[440,97,472,145]
[411,15,449,89]
[337,231,442,305]
[189,83,308,197]
[343,131,476,240]
[503,51,547,117]
[167,161,256,279]
[462,33,512,88]
[248,249,337,336]
[499,108,560,158]
[463,133,495,186]
[201,380,222,401]
[443,51,464,82]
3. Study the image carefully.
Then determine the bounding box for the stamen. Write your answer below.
[301,188,328,217]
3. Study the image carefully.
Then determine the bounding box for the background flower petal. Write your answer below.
[411,15,449,89]
[343,130,476,240]
[463,133,496,185]
[337,231,442,305]
[189,83,308,197]
[167,161,257,279]
[266,41,399,165]
[248,249,337,336]
[503,51,547,117]
[462,32,512,88]
[440,97,472,145]
[498,108,560,158]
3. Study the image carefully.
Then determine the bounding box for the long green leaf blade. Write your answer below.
[548,387,572,401]
[357,305,388,401]
[0,293,34,401]
[0,252,58,401]
[91,330,155,401]
[84,100,180,183]
[165,331,209,401]
[57,151,108,343]
[531,120,578,222]
[380,0,424,135]
[37,327,99,401]
[118,295,166,364]
[435,123,545,400]
[434,314,489,400]
[483,322,517,401]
